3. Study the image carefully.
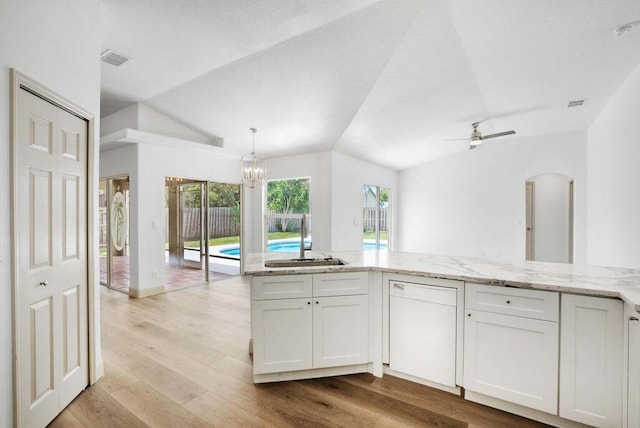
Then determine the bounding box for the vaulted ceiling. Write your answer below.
[100,0,640,170]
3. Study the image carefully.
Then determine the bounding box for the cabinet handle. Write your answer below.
[467,313,471,317]
[315,301,319,304]
[40,280,48,287]
[506,300,511,304]
[630,316,639,322]
[307,301,311,305]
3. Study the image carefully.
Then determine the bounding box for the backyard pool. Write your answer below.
[218,240,387,257]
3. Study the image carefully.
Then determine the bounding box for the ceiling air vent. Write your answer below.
[100,49,131,67]
[567,99,587,108]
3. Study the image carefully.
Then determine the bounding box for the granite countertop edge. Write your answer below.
[243,250,640,312]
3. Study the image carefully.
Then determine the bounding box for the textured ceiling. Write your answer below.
[100,0,640,170]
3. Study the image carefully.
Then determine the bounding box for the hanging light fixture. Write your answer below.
[241,127,266,188]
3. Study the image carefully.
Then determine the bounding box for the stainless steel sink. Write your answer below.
[264,257,347,268]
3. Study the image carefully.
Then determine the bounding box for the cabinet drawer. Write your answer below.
[466,283,559,321]
[313,272,368,297]
[252,275,312,300]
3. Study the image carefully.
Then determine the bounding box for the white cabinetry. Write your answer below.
[560,294,623,428]
[252,298,312,373]
[626,306,640,428]
[313,294,368,368]
[463,283,559,414]
[251,273,369,378]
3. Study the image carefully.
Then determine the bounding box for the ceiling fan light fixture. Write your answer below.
[241,128,266,188]
[469,136,483,146]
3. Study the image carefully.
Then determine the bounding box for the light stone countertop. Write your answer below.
[244,250,640,311]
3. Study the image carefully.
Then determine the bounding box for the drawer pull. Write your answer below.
[467,313,471,317]
[631,316,639,322]
[506,300,511,304]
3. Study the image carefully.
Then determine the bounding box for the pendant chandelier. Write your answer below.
[241,127,266,188]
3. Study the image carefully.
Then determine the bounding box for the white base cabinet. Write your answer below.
[560,294,623,428]
[313,295,368,368]
[251,273,369,376]
[627,306,640,428]
[463,283,559,414]
[252,298,312,374]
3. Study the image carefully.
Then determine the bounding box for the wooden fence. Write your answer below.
[166,207,239,240]
[173,207,386,239]
[362,207,388,232]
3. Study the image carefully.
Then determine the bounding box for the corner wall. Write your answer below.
[0,0,102,424]
[587,63,640,268]
[397,131,587,263]
[100,143,242,294]
[250,152,332,252]
[331,152,398,251]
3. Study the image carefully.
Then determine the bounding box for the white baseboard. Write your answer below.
[128,285,164,298]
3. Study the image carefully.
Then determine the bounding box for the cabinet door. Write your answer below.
[389,293,456,387]
[463,309,559,414]
[313,295,368,368]
[560,294,623,427]
[252,298,312,374]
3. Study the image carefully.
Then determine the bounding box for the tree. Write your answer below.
[267,178,310,232]
[208,183,240,208]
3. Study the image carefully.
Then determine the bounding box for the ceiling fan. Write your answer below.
[448,122,516,149]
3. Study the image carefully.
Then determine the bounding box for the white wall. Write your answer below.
[251,152,333,252]
[398,131,587,263]
[331,152,398,250]
[528,173,571,263]
[100,143,242,293]
[587,63,640,269]
[0,0,101,424]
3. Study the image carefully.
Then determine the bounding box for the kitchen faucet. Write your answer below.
[300,214,307,259]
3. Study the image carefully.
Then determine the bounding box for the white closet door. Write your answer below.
[17,89,88,427]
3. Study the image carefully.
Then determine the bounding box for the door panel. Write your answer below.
[30,168,53,267]
[63,286,80,376]
[30,297,54,401]
[62,175,79,260]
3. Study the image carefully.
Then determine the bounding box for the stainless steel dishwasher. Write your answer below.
[389,281,457,387]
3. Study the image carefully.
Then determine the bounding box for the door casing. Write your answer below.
[10,69,102,427]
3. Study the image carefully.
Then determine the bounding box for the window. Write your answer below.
[265,177,311,252]
[363,185,390,250]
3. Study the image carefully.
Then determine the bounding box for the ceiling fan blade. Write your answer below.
[481,130,516,140]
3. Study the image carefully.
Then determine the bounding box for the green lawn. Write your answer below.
[362,230,388,241]
[178,235,240,249]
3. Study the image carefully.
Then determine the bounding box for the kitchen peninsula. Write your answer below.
[245,250,640,428]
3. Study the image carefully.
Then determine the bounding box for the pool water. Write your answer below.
[219,240,386,256]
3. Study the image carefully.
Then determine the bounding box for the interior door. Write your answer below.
[525,182,535,260]
[16,88,88,427]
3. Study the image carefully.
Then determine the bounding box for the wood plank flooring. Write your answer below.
[49,277,552,427]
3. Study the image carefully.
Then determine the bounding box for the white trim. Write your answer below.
[10,69,101,427]
[128,284,165,298]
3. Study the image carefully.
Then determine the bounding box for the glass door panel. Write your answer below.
[208,182,241,277]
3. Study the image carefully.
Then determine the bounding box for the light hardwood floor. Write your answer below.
[49,277,551,427]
